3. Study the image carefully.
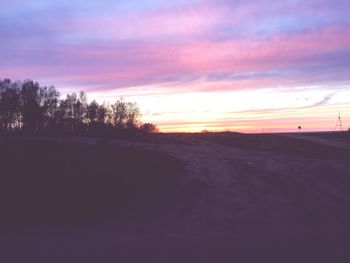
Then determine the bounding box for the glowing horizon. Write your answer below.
[1,0,350,132]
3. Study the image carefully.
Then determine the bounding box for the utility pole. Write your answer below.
[334,113,344,132]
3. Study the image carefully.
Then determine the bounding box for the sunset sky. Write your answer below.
[1,0,350,132]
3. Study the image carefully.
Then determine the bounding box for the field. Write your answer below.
[1,132,350,262]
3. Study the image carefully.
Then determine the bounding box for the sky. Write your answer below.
[1,0,350,132]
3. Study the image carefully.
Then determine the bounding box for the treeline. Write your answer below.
[0,79,158,135]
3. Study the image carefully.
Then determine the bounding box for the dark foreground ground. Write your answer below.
[1,132,350,262]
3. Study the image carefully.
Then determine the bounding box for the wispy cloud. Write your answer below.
[1,0,350,131]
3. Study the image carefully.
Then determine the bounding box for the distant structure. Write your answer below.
[334,113,344,132]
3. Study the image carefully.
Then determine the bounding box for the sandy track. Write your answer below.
[2,134,350,262]
[95,135,350,241]
[18,134,350,237]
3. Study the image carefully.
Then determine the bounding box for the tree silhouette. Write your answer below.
[140,123,159,133]
[0,80,20,130]
[111,98,141,129]
[97,103,108,125]
[125,102,141,129]
[20,81,42,133]
[87,100,99,123]
[39,85,60,130]
[0,78,158,135]
[112,98,127,128]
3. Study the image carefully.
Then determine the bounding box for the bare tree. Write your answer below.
[112,98,141,129]
[20,80,41,133]
[0,79,21,130]
[39,85,60,130]
[140,123,159,133]
[87,100,99,124]
[125,102,141,129]
[112,98,127,128]
[0,78,158,135]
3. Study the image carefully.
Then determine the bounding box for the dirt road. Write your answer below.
[2,133,350,262]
